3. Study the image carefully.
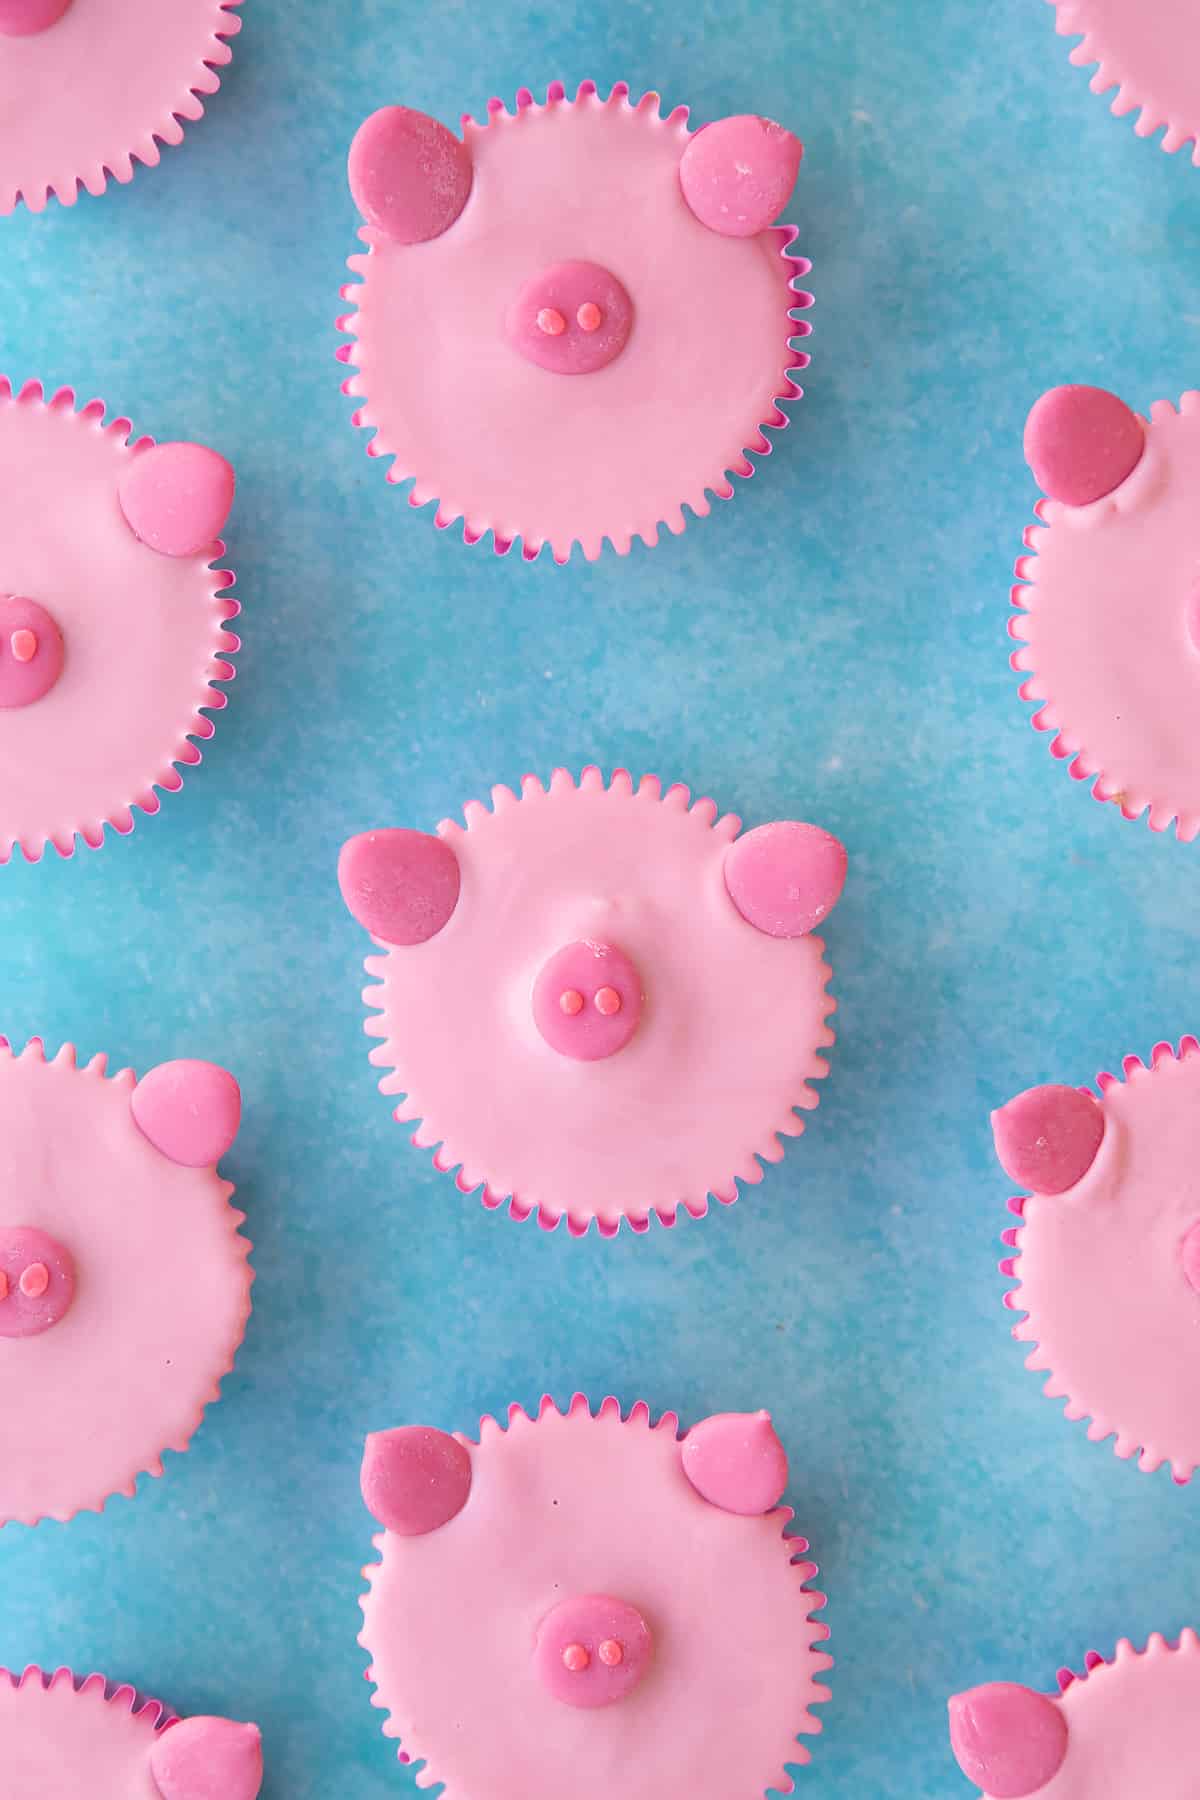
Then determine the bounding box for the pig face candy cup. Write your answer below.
[0,378,239,862]
[0,1038,252,1526]
[992,1036,1200,1481]
[949,1631,1200,1798]
[0,0,241,213]
[1045,0,1200,163]
[1012,385,1200,840]
[0,1667,262,1800]
[338,767,845,1235]
[358,1398,831,1798]
[339,82,812,561]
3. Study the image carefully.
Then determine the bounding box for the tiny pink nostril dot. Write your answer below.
[19,1262,49,1299]
[537,308,567,337]
[562,1644,590,1673]
[0,1271,8,1301]
[598,1639,624,1667]
[576,302,602,332]
[559,989,585,1016]
[10,629,38,663]
[594,986,622,1017]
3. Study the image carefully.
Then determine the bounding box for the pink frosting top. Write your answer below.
[341,82,810,562]
[1048,0,1200,161]
[359,1397,830,1799]
[0,380,239,863]
[0,0,240,213]
[1000,1039,1200,1480]
[0,1040,253,1526]
[353,767,841,1235]
[1012,391,1200,840]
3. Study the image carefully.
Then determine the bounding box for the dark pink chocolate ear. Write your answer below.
[361,1426,472,1535]
[0,0,72,34]
[991,1084,1103,1195]
[348,105,473,243]
[131,1061,242,1169]
[150,1717,263,1800]
[118,443,235,558]
[1023,386,1144,507]
[338,828,461,945]
[679,115,803,237]
[681,1410,788,1515]
[948,1685,1068,1798]
[725,820,847,937]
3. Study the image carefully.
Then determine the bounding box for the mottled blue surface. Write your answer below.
[2,2,1198,1795]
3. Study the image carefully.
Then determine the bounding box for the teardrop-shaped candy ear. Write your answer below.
[681,1410,789,1514]
[0,0,72,34]
[725,820,847,938]
[1023,386,1145,507]
[948,1685,1069,1798]
[149,1717,263,1800]
[991,1084,1103,1195]
[361,1426,473,1534]
[338,828,461,945]
[679,115,803,237]
[131,1061,242,1169]
[118,443,236,558]
[348,105,474,243]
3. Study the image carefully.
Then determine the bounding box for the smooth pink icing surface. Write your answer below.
[991,1085,1104,1195]
[343,84,810,562]
[0,1041,253,1526]
[130,1059,242,1168]
[531,940,642,1061]
[1005,1041,1200,1479]
[1049,0,1200,161]
[357,769,838,1234]
[0,1225,75,1337]
[149,1715,263,1800]
[359,1398,831,1797]
[118,443,236,559]
[680,1410,789,1515]
[0,0,239,211]
[949,1684,1069,1797]
[361,1426,473,1536]
[339,829,462,946]
[504,261,634,375]
[679,115,803,237]
[0,594,64,708]
[348,106,474,244]
[0,383,239,863]
[953,1634,1200,1799]
[1011,392,1200,839]
[1023,386,1145,507]
[533,1594,653,1708]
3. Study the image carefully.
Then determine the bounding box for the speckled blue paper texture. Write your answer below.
[1,2,1198,1795]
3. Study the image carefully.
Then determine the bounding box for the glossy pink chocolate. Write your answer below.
[949,1683,1069,1797]
[531,940,642,1060]
[0,596,63,708]
[533,1594,653,1707]
[724,820,848,938]
[361,1426,473,1535]
[991,1085,1104,1195]
[679,115,803,237]
[1024,386,1145,507]
[150,1715,264,1800]
[0,1226,75,1337]
[338,829,461,946]
[681,1409,789,1515]
[130,1060,242,1168]
[348,105,473,243]
[505,261,634,375]
[1047,0,1200,164]
[0,0,71,37]
[360,1397,831,1795]
[118,442,236,558]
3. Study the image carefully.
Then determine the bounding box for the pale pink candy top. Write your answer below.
[360,1397,830,1799]
[1012,392,1200,839]
[0,0,240,213]
[1001,1040,1200,1480]
[1048,0,1200,161]
[0,1040,252,1526]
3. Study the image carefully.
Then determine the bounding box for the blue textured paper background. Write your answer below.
[2,2,1198,1794]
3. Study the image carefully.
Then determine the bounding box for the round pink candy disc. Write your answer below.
[533,1594,653,1708]
[0,597,64,709]
[0,1226,75,1337]
[505,261,634,376]
[532,941,643,1060]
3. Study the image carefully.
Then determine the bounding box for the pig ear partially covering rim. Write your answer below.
[361,1426,473,1534]
[131,1061,242,1169]
[724,820,847,937]
[679,114,803,237]
[991,1084,1104,1195]
[681,1411,789,1514]
[338,828,462,945]
[948,1684,1068,1798]
[1023,386,1145,507]
[118,443,236,558]
[348,105,474,242]
[149,1716,264,1800]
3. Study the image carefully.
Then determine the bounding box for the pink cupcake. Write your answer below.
[1044,0,1200,162]
[358,1396,831,1796]
[338,81,811,561]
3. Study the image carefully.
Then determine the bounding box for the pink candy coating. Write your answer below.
[149,1715,264,1800]
[1024,386,1145,507]
[948,1683,1069,1798]
[724,820,848,938]
[681,1410,789,1515]
[0,596,64,710]
[992,1084,1105,1195]
[348,106,473,244]
[0,0,71,34]
[532,940,643,1061]
[679,114,803,238]
[0,1227,75,1338]
[118,442,236,559]
[505,261,634,376]
[338,828,462,946]
[130,1060,242,1169]
[361,1426,473,1535]
[533,1593,654,1709]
